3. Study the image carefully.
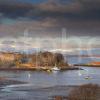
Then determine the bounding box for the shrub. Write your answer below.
[67,84,100,100]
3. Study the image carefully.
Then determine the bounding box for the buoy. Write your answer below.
[85,76,91,80]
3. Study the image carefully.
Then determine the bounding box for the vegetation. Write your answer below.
[0,59,15,68]
[67,84,100,100]
[33,52,68,68]
[0,51,69,68]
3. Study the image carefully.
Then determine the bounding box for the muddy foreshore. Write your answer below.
[0,77,26,87]
[0,78,76,100]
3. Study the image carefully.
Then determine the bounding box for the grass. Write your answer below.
[67,84,100,100]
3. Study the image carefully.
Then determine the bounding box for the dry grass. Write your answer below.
[67,84,100,100]
[54,96,63,100]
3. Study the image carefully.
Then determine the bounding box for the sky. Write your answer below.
[0,0,100,53]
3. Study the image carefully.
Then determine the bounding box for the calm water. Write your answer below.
[0,57,100,87]
[0,67,100,87]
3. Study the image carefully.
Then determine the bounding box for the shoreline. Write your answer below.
[0,67,82,71]
[74,64,100,67]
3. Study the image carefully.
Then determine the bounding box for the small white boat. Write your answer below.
[51,63,60,71]
[52,65,60,71]
[85,76,91,80]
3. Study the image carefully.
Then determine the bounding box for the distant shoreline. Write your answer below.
[74,64,100,67]
[0,67,81,71]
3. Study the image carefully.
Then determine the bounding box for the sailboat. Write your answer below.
[52,63,60,71]
[85,76,91,80]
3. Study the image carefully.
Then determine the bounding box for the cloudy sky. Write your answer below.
[0,0,100,52]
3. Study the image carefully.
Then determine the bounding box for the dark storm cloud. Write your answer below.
[0,0,100,20]
[0,3,35,19]
[0,0,100,37]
